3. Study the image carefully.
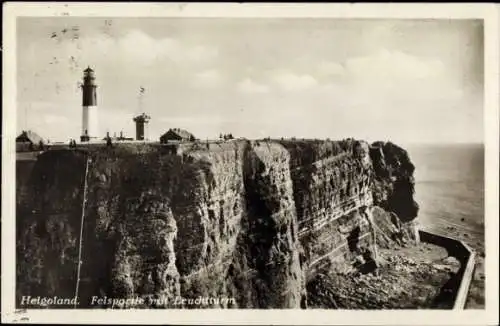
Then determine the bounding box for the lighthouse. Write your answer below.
[80,67,98,142]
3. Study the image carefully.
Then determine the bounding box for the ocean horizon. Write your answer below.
[406,143,484,244]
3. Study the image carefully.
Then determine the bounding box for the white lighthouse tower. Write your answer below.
[80,67,98,142]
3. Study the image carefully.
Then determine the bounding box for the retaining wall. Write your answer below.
[418,229,476,309]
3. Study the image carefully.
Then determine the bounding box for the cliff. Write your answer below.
[16,139,419,309]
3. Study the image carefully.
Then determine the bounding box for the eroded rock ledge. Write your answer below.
[16,139,419,308]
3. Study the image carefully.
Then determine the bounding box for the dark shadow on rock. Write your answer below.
[359,250,378,275]
[430,271,461,309]
[347,226,361,252]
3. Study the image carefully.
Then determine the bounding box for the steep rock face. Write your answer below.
[369,141,420,248]
[16,144,248,308]
[16,139,419,309]
[168,143,247,308]
[237,141,303,308]
[86,143,253,308]
[79,149,185,308]
[278,140,377,276]
[16,158,37,208]
[16,150,87,302]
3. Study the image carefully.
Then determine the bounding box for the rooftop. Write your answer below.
[16,130,44,144]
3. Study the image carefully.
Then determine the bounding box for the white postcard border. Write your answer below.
[2,2,499,325]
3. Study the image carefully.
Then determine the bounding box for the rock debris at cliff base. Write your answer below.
[307,243,461,309]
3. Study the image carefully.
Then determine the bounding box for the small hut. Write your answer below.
[160,128,196,143]
[16,130,44,152]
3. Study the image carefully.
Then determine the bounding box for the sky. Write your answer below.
[16,17,484,144]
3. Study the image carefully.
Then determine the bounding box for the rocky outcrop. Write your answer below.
[16,139,419,309]
[369,141,420,247]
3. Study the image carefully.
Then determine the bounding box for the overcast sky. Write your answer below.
[17,18,483,144]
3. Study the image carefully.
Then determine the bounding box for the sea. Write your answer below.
[406,143,485,308]
[406,143,485,251]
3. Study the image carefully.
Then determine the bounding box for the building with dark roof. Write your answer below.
[16,130,45,152]
[160,128,196,143]
[17,130,43,144]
